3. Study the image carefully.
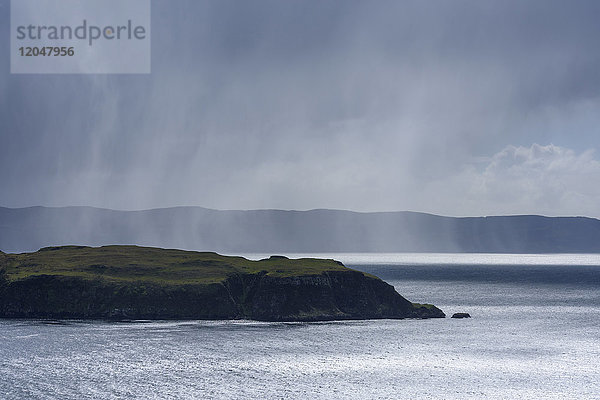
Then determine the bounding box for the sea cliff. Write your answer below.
[0,246,444,321]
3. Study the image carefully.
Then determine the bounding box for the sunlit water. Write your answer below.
[1,254,599,399]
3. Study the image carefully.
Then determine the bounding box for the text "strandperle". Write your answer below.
[16,20,147,46]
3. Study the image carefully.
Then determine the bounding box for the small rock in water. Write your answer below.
[451,312,471,319]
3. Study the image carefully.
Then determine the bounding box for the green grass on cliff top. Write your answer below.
[0,245,352,285]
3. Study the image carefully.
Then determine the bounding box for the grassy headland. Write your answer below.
[0,245,444,321]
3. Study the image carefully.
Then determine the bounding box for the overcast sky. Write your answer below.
[2,0,600,217]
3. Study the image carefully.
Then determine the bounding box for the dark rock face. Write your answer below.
[0,271,445,321]
[0,275,238,320]
[227,270,444,321]
[451,312,471,319]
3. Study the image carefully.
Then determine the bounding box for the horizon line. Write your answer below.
[0,204,597,221]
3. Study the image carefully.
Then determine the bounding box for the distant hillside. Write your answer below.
[1,206,600,253]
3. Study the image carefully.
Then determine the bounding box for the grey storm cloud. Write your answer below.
[1,0,600,216]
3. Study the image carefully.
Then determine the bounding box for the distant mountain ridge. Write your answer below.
[1,206,599,253]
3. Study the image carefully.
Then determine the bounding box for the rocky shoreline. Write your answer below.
[0,246,445,321]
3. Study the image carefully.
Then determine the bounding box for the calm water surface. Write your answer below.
[1,254,599,399]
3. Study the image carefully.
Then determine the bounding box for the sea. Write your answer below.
[1,253,599,399]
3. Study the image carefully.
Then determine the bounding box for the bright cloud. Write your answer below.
[441,144,600,217]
